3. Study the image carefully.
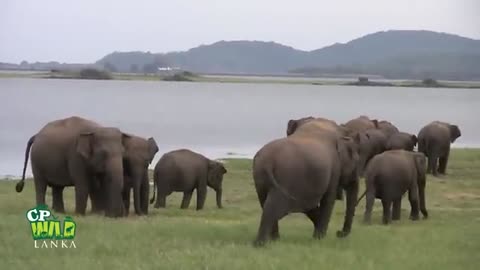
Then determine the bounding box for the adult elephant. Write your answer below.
[253,119,360,246]
[121,135,158,216]
[150,149,227,210]
[359,150,428,224]
[16,116,128,217]
[386,132,417,151]
[417,121,461,176]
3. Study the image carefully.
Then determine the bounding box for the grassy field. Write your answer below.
[1,149,479,270]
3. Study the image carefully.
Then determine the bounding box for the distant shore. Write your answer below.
[1,70,480,89]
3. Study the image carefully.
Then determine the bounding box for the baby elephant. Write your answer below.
[150,149,227,210]
[361,150,428,225]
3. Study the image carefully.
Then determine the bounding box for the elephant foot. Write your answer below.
[336,230,350,238]
[253,239,266,248]
[363,217,372,225]
[312,231,325,239]
[392,216,401,221]
[409,215,420,221]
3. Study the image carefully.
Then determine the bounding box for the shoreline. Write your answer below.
[1,71,480,89]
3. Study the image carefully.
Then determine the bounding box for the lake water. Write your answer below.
[1,78,479,177]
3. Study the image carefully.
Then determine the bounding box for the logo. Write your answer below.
[26,205,77,248]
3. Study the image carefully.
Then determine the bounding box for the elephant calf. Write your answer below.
[361,150,428,225]
[418,121,461,176]
[150,149,227,210]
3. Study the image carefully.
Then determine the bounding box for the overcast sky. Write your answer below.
[1,0,478,63]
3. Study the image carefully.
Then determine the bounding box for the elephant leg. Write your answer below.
[438,148,450,175]
[196,184,207,210]
[363,189,375,224]
[419,182,428,219]
[51,186,65,213]
[181,191,193,209]
[429,155,439,176]
[154,194,166,208]
[140,178,149,215]
[305,207,323,239]
[392,199,402,221]
[32,166,47,207]
[381,199,393,225]
[122,187,131,216]
[316,184,338,237]
[253,190,288,247]
[408,187,420,221]
[257,187,279,240]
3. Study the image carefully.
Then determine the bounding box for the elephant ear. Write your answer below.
[371,119,379,128]
[147,137,159,164]
[449,125,461,142]
[76,132,93,159]
[286,120,298,136]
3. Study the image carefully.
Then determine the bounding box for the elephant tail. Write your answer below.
[266,166,298,202]
[16,135,35,193]
[356,190,367,206]
[149,177,156,204]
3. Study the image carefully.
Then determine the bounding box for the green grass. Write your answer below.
[1,149,479,269]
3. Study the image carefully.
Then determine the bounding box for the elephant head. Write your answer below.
[286,117,314,136]
[123,136,159,215]
[207,160,228,208]
[76,127,128,217]
[377,120,399,138]
[449,125,461,143]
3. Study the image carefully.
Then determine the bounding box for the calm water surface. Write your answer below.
[1,78,478,177]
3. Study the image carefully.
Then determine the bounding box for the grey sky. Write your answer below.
[1,0,478,63]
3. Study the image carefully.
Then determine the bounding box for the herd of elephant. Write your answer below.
[15,115,461,247]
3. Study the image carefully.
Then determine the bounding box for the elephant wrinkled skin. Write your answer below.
[361,150,428,224]
[418,121,461,176]
[150,149,227,210]
[16,116,128,217]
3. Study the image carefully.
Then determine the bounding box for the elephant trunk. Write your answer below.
[16,135,35,192]
[215,187,223,209]
[105,157,125,218]
[337,178,359,238]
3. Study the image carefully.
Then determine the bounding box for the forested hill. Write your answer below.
[96,30,480,80]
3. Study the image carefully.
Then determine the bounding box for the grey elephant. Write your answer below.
[253,118,360,246]
[359,150,428,224]
[150,149,227,210]
[16,116,129,217]
[386,132,417,151]
[121,135,158,216]
[417,121,461,176]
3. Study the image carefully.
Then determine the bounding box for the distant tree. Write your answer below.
[422,78,438,86]
[20,60,29,66]
[103,61,118,72]
[130,64,139,73]
[79,68,112,80]
[142,63,158,74]
[358,77,369,83]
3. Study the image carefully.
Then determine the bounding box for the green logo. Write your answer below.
[26,205,77,248]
